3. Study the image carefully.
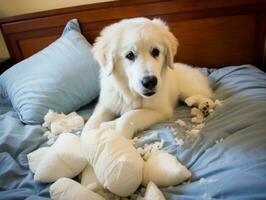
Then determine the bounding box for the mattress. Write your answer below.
[0,64,266,200]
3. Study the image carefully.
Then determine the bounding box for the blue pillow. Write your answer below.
[0,19,100,124]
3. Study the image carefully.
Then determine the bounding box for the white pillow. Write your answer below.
[80,164,103,191]
[27,147,50,173]
[141,181,165,200]
[0,19,100,124]
[33,133,87,182]
[142,151,192,187]
[50,177,105,200]
[81,128,143,197]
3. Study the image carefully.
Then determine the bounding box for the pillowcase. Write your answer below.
[142,151,192,187]
[81,128,143,197]
[0,19,100,124]
[50,178,105,200]
[29,133,87,182]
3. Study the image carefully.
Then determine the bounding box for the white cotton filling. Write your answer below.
[194,123,205,129]
[137,139,165,161]
[191,115,204,124]
[186,129,200,137]
[166,126,180,137]
[42,110,84,145]
[215,138,224,144]
[199,178,218,185]
[175,138,184,146]
[170,127,176,132]
[175,119,187,127]
[214,99,224,107]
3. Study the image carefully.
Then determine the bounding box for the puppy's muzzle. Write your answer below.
[141,75,157,96]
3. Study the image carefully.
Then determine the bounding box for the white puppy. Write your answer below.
[84,17,213,139]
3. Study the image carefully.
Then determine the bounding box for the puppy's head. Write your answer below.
[92,17,178,98]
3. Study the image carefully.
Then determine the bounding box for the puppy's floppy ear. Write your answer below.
[92,33,115,76]
[164,32,178,69]
[152,18,178,69]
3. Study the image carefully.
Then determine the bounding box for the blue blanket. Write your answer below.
[0,65,266,200]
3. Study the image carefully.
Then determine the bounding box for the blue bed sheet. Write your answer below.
[0,65,266,200]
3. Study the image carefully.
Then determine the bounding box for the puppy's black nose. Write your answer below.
[141,76,157,90]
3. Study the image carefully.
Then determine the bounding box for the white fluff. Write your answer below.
[42,110,65,128]
[186,129,200,136]
[50,177,105,200]
[175,138,184,146]
[199,178,218,185]
[51,112,84,134]
[27,147,50,173]
[175,119,186,127]
[215,138,224,144]
[81,128,143,197]
[142,151,192,187]
[137,140,164,161]
[194,123,205,129]
[214,99,224,107]
[33,133,87,182]
[191,115,204,124]
[43,109,84,135]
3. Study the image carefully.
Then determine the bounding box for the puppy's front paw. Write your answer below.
[199,101,211,117]
[185,95,214,117]
[99,120,116,130]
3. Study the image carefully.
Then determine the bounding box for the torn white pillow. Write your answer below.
[27,147,50,173]
[81,128,143,197]
[142,151,192,187]
[80,164,103,191]
[139,181,165,200]
[50,177,105,200]
[34,133,87,182]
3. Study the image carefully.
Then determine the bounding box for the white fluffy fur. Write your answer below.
[84,17,213,139]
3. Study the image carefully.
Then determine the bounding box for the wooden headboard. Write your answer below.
[0,0,266,71]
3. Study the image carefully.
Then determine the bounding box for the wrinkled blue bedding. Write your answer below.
[0,65,266,200]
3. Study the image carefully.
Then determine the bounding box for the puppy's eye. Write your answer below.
[151,48,160,58]
[126,51,136,61]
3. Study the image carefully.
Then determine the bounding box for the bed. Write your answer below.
[0,0,266,199]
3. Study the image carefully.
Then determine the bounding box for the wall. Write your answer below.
[0,0,114,59]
